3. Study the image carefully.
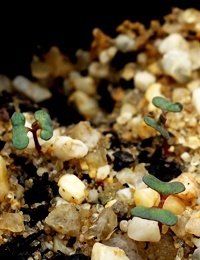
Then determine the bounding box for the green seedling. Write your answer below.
[144,96,183,155]
[11,110,53,153]
[131,174,185,227]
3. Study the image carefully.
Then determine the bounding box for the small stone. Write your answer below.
[70,121,101,151]
[12,75,52,102]
[158,33,188,54]
[161,49,192,83]
[51,136,88,161]
[96,165,110,180]
[58,174,87,204]
[192,87,200,114]
[104,233,143,260]
[171,172,199,203]
[91,242,130,260]
[0,212,24,232]
[70,75,97,95]
[185,210,200,236]
[192,248,200,260]
[99,46,117,64]
[127,217,161,242]
[88,61,110,78]
[115,34,135,53]
[45,203,81,237]
[116,103,136,125]
[0,75,13,93]
[145,82,163,111]
[134,70,156,92]
[134,187,160,207]
[84,207,118,240]
[69,90,100,119]
[0,155,10,202]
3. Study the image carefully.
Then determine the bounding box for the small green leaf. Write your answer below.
[11,111,26,127]
[131,206,178,226]
[144,117,170,139]
[12,125,29,150]
[34,110,53,140]
[143,175,185,197]
[152,96,183,113]
[11,112,29,149]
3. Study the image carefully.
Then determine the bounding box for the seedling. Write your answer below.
[131,174,185,227]
[11,110,53,153]
[144,96,183,155]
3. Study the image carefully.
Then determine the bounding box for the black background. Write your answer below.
[0,1,200,79]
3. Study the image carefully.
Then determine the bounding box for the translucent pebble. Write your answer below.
[161,50,192,83]
[45,204,81,237]
[0,212,24,232]
[12,75,52,102]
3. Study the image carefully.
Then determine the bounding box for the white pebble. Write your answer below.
[127,217,161,242]
[119,220,129,233]
[161,49,192,83]
[180,152,191,163]
[192,87,200,114]
[116,188,133,200]
[116,103,136,125]
[134,70,156,92]
[158,33,188,54]
[96,165,110,180]
[51,136,88,161]
[99,46,117,64]
[58,174,87,204]
[115,34,135,53]
[91,242,130,260]
[12,75,52,102]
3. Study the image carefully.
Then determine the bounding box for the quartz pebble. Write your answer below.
[0,155,10,202]
[134,187,160,207]
[114,34,135,53]
[127,217,161,242]
[171,172,199,203]
[158,33,189,54]
[161,49,192,83]
[116,103,136,125]
[96,164,110,180]
[185,210,200,236]
[50,136,88,161]
[84,207,117,240]
[70,121,101,151]
[69,90,100,118]
[91,242,130,260]
[0,212,24,232]
[45,203,81,237]
[192,87,200,114]
[104,233,143,260]
[12,75,52,102]
[99,46,117,64]
[58,174,87,204]
[134,70,156,92]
